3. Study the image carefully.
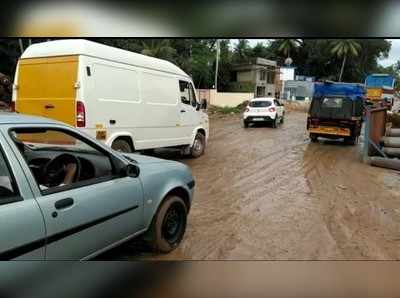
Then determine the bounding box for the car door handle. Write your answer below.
[55,198,74,210]
[180,110,186,113]
[45,104,55,109]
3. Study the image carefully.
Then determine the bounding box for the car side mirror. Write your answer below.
[122,163,140,178]
[200,98,208,110]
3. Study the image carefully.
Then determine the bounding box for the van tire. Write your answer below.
[147,195,187,253]
[190,132,205,158]
[111,139,133,153]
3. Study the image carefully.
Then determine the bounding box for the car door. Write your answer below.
[0,132,45,260]
[9,126,145,260]
[179,80,199,139]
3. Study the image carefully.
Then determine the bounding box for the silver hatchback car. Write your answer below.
[0,113,195,260]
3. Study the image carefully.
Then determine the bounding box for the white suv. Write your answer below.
[243,97,285,128]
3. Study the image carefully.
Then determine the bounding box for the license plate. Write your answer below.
[309,126,350,136]
[253,118,264,121]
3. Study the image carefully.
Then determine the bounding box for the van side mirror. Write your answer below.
[200,98,208,110]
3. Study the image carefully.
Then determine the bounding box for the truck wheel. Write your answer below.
[310,134,318,142]
[190,132,205,158]
[111,139,133,153]
[147,195,187,253]
[345,136,357,145]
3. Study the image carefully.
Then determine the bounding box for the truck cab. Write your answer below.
[307,81,365,145]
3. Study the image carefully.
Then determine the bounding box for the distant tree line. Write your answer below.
[0,38,397,95]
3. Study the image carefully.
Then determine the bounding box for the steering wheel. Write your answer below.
[42,153,81,188]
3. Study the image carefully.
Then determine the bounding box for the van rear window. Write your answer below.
[249,101,271,107]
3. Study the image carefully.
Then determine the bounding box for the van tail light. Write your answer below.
[10,101,16,112]
[269,107,276,112]
[76,101,86,127]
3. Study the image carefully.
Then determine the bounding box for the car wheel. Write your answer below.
[190,132,205,158]
[244,121,249,128]
[111,139,133,153]
[280,113,285,124]
[272,117,278,128]
[310,133,318,142]
[148,195,188,253]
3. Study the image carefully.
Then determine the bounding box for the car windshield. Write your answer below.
[249,101,272,107]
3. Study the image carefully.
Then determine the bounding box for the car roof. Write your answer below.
[250,97,275,101]
[0,113,64,125]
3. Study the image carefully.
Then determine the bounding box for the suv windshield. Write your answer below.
[249,101,272,108]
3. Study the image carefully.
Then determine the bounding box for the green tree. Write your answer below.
[276,39,302,59]
[233,39,252,63]
[330,39,361,82]
[140,39,177,60]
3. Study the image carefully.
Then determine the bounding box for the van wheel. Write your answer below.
[190,132,205,158]
[111,139,133,153]
[147,195,187,253]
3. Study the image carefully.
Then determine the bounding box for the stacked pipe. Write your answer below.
[370,128,400,171]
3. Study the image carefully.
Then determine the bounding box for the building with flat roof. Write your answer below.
[231,57,277,97]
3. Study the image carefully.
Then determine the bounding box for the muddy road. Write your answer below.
[99,111,400,260]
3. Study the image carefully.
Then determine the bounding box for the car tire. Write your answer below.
[280,113,285,124]
[111,139,133,153]
[148,195,188,253]
[310,133,318,142]
[190,132,205,158]
[272,117,278,128]
[244,121,249,128]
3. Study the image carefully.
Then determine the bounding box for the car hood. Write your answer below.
[122,153,171,164]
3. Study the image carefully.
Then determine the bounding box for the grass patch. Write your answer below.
[208,103,245,115]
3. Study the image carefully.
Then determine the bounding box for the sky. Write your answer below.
[232,39,399,68]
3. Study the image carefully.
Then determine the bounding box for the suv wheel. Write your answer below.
[147,195,188,253]
[272,116,278,128]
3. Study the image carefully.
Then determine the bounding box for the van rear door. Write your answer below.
[16,56,78,126]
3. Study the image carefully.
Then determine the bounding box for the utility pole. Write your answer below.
[18,39,24,55]
[214,39,220,91]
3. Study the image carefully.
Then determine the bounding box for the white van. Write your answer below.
[12,39,209,157]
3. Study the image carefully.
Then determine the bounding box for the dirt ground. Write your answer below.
[99,111,400,260]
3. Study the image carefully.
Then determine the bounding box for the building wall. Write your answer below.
[237,70,253,82]
[197,89,254,107]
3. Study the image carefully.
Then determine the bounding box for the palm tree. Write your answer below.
[330,39,361,82]
[141,39,176,60]
[277,39,302,59]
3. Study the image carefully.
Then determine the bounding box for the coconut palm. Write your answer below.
[141,39,176,60]
[277,39,302,59]
[330,39,361,82]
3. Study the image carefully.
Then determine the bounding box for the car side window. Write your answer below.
[179,81,191,105]
[0,148,19,202]
[10,128,114,194]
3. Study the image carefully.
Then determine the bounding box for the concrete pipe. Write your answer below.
[383,147,400,157]
[386,128,400,137]
[381,137,400,148]
[370,156,400,171]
